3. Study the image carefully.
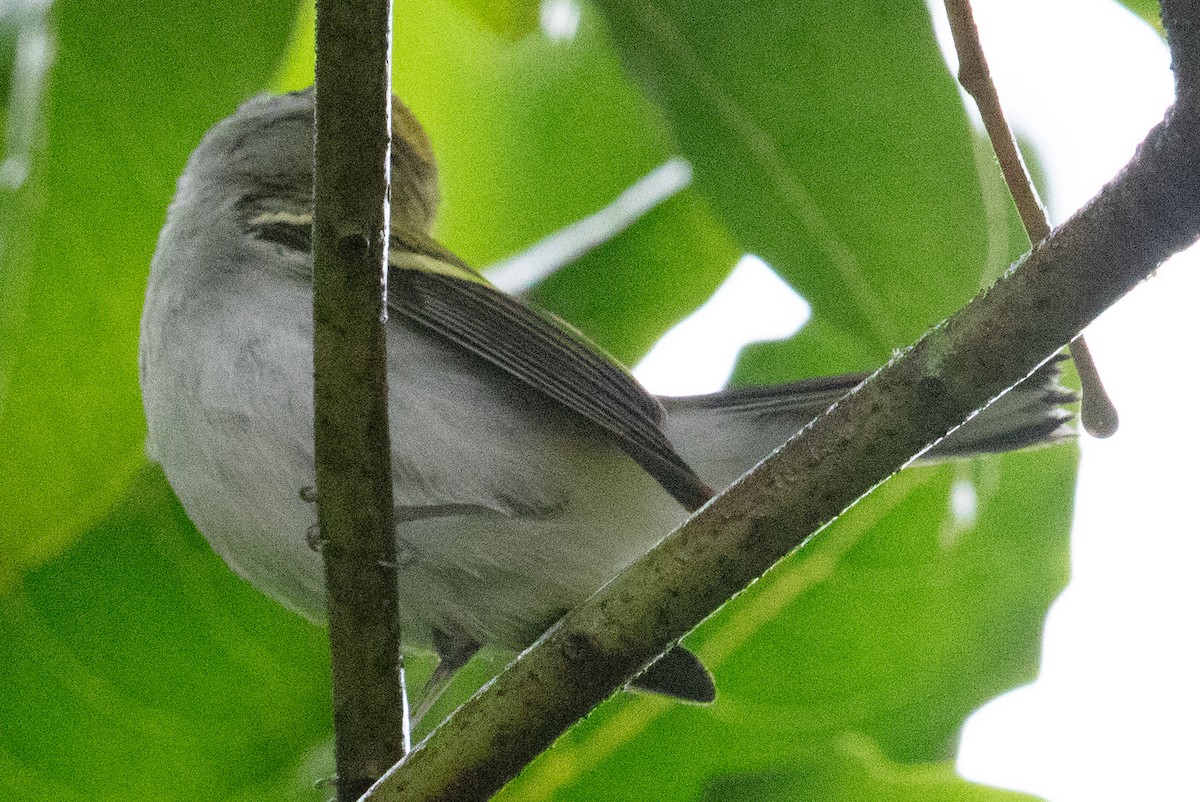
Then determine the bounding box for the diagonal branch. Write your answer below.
[312,0,405,799]
[366,3,1200,799]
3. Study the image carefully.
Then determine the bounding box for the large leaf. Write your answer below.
[0,0,302,582]
[0,466,333,801]
[561,0,1078,796]
[595,0,1003,367]
[498,448,1075,800]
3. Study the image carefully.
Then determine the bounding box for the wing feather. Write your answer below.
[388,238,713,511]
[242,209,712,511]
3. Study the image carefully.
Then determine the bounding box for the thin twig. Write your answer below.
[944,0,1119,438]
[312,0,406,799]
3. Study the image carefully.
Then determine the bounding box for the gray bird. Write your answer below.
[139,88,1074,718]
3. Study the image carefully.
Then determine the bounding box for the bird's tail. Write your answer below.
[660,358,1077,490]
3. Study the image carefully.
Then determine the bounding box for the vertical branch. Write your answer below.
[312,1,406,800]
[944,0,1120,438]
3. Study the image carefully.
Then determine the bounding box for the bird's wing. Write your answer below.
[241,209,711,511]
[387,228,713,512]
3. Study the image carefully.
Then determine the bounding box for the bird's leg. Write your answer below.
[412,628,481,725]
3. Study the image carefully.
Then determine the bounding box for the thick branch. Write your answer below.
[370,93,1200,802]
[368,9,1200,800]
[1163,0,1200,93]
[312,1,404,799]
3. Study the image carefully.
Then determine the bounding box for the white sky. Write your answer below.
[932,3,1200,801]
[631,1,1199,798]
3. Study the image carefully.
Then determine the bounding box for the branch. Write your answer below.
[312,0,405,799]
[944,0,1119,438]
[368,6,1200,799]
[1164,0,1200,94]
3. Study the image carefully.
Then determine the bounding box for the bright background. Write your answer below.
[634,1,1200,799]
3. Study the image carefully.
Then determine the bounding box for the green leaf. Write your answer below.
[1118,0,1164,36]
[444,0,541,40]
[0,466,333,801]
[500,448,1075,800]
[594,0,998,366]
[0,0,303,582]
[494,2,1077,797]
[694,735,1044,801]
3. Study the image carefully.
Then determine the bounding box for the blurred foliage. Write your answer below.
[1119,0,1165,34]
[0,465,333,801]
[0,0,1085,799]
[445,0,541,39]
[597,0,999,372]
[0,0,302,585]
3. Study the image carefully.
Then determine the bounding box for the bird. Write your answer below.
[138,87,1075,718]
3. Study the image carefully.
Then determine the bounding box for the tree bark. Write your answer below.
[312,1,405,799]
[364,1,1200,799]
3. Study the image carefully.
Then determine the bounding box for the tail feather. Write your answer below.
[661,358,1076,490]
[925,356,1076,458]
[629,645,716,703]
